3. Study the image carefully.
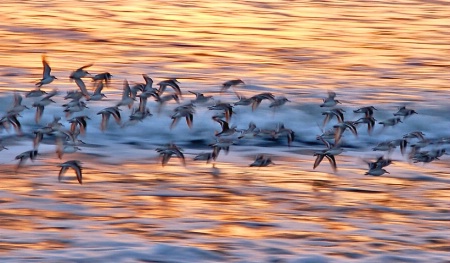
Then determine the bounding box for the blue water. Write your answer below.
[1,0,450,262]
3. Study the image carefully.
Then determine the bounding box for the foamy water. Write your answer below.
[1,0,450,262]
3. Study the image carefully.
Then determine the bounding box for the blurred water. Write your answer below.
[1,0,450,262]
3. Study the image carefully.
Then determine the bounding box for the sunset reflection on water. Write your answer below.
[1,0,450,262]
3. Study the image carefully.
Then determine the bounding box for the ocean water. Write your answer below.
[1,0,450,262]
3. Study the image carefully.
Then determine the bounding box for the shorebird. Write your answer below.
[73,77,91,99]
[403,131,425,141]
[68,116,90,135]
[365,166,390,176]
[189,91,213,104]
[320,91,341,107]
[379,117,402,128]
[171,104,195,129]
[91,72,112,83]
[193,151,217,163]
[70,63,93,79]
[212,117,237,137]
[221,79,244,93]
[313,151,337,172]
[394,106,417,119]
[363,156,393,170]
[97,106,121,131]
[32,91,58,123]
[116,79,136,109]
[87,81,106,101]
[58,160,83,184]
[354,116,376,134]
[36,54,57,87]
[7,93,29,115]
[333,121,358,143]
[250,92,275,111]
[269,96,290,109]
[353,106,377,117]
[15,150,38,171]
[155,143,185,166]
[249,154,274,167]
[157,79,182,97]
[1,113,22,135]
[208,102,234,122]
[322,108,345,127]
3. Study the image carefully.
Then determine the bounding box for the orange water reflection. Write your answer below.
[1,0,450,261]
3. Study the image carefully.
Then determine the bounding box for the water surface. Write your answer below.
[0,1,449,262]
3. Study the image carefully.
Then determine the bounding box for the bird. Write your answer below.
[313,152,337,172]
[155,143,185,167]
[58,160,83,184]
[354,116,376,134]
[97,106,121,131]
[353,106,377,117]
[269,96,290,109]
[70,63,93,79]
[322,108,345,127]
[32,91,57,123]
[157,79,182,97]
[365,167,390,176]
[221,79,244,93]
[171,104,195,129]
[394,106,417,119]
[87,81,106,101]
[68,116,90,135]
[212,117,237,137]
[250,92,275,111]
[116,79,136,109]
[333,121,358,143]
[7,92,29,115]
[320,91,341,107]
[15,150,38,171]
[193,151,217,163]
[189,91,213,104]
[91,72,112,84]
[35,54,57,87]
[208,102,234,123]
[249,154,274,167]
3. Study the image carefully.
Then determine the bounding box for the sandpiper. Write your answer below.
[189,91,213,104]
[91,72,112,83]
[171,104,195,129]
[313,152,337,172]
[97,106,121,131]
[7,93,29,115]
[155,143,186,167]
[87,81,106,101]
[158,79,182,97]
[36,54,57,87]
[394,106,417,119]
[269,97,290,109]
[354,116,376,134]
[250,92,275,111]
[353,106,377,117]
[70,63,93,79]
[249,154,274,167]
[58,160,83,184]
[322,108,345,127]
[68,116,90,135]
[194,151,217,163]
[212,117,237,137]
[365,166,390,176]
[320,91,341,107]
[15,150,38,171]
[221,79,244,93]
[116,79,136,109]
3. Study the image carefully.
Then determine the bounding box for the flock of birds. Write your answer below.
[1,55,449,184]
